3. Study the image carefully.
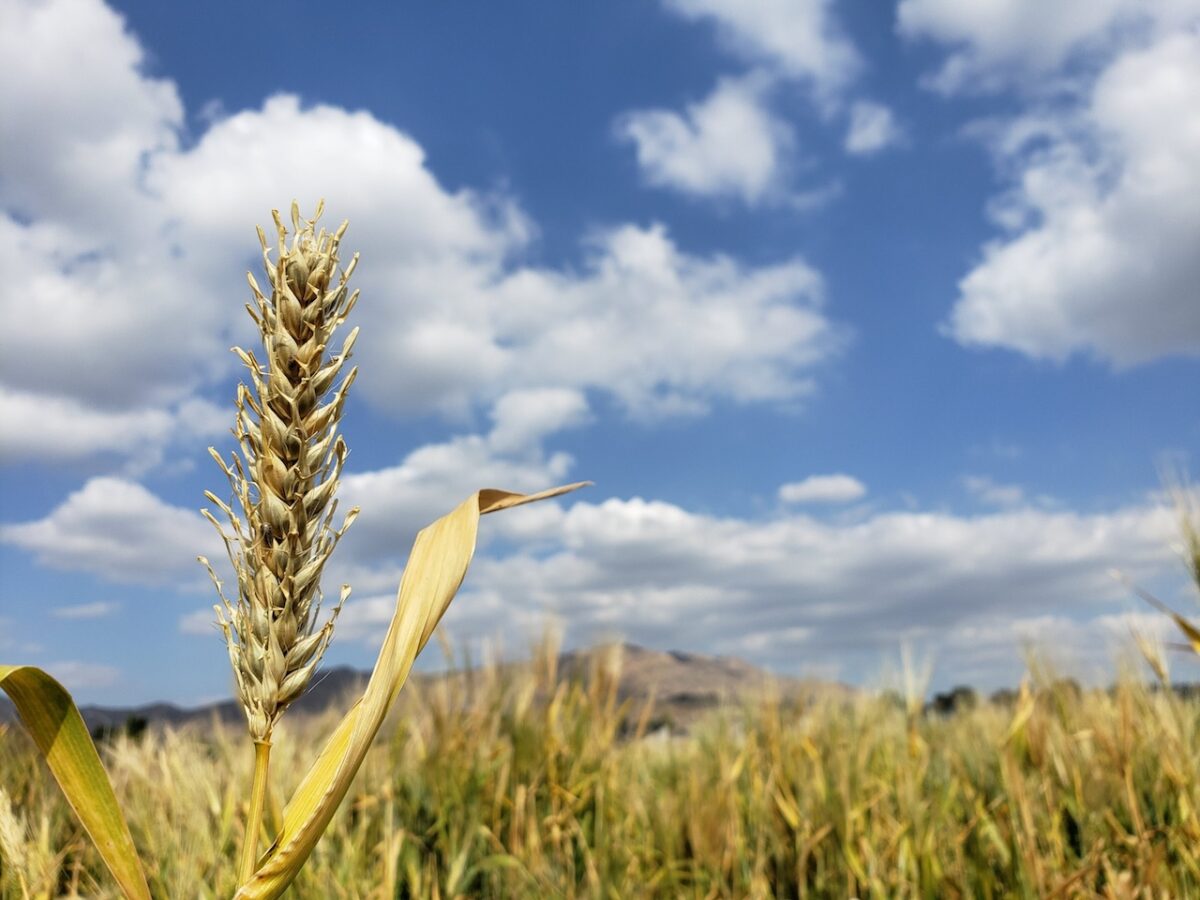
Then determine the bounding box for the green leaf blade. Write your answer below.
[0,665,151,900]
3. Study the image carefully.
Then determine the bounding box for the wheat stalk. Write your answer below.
[199,201,361,880]
[0,786,31,897]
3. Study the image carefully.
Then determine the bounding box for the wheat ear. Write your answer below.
[200,200,360,744]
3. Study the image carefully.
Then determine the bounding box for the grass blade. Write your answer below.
[0,665,151,900]
[235,482,588,899]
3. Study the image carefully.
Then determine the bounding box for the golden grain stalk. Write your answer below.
[197,202,366,880]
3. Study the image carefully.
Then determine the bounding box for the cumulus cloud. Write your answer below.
[943,30,1200,365]
[0,0,233,470]
[485,225,837,417]
[0,210,227,423]
[322,471,1184,686]
[633,0,900,203]
[897,0,1198,93]
[0,0,182,232]
[843,101,904,155]
[0,0,846,472]
[63,434,1183,688]
[778,474,866,504]
[488,388,591,453]
[197,36,842,415]
[617,73,795,204]
[0,477,220,585]
[664,0,860,94]
[451,496,1179,682]
[18,392,581,615]
[337,432,573,567]
[146,93,529,279]
[0,388,226,468]
[902,0,1200,365]
[337,391,587,569]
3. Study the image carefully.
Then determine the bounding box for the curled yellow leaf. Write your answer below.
[236,481,588,899]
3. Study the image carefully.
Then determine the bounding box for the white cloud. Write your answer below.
[325,471,1184,687]
[0,477,219,585]
[0,0,182,232]
[154,95,840,420]
[0,213,223,411]
[0,0,225,472]
[617,74,795,204]
[642,0,895,198]
[0,0,846,473]
[51,601,121,619]
[664,0,860,95]
[0,387,225,467]
[338,431,572,564]
[0,386,172,462]
[0,1,227,476]
[42,660,121,691]
[27,444,1185,689]
[962,475,1026,508]
[146,93,528,275]
[150,91,839,420]
[944,30,1200,365]
[179,608,218,637]
[20,396,582,625]
[333,593,396,644]
[650,0,900,171]
[843,101,904,155]
[447,496,1180,683]
[904,4,1200,367]
[896,0,1199,93]
[488,388,590,453]
[925,607,1194,689]
[337,392,585,568]
[779,474,867,504]
[485,225,838,417]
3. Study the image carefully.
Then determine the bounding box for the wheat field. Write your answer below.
[2,639,1198,899]
[6,205,1194,898]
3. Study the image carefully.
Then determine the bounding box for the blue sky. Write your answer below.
[1,0,1197,706]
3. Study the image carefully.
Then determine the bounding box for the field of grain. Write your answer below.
[2,640,1198,899]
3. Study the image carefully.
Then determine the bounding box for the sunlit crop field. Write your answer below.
[2,643,1198,899]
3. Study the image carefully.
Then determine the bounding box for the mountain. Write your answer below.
[0,643,845,736]
[0,664,372,733]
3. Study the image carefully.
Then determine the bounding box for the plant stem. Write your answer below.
[239,740,272,886]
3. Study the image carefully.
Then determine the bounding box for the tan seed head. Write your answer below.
[201,201,360,742]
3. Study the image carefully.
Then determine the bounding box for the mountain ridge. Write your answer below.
[0,642,845,734]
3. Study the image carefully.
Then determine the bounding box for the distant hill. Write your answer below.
[0,664,371,733]
[0,643,846,736]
